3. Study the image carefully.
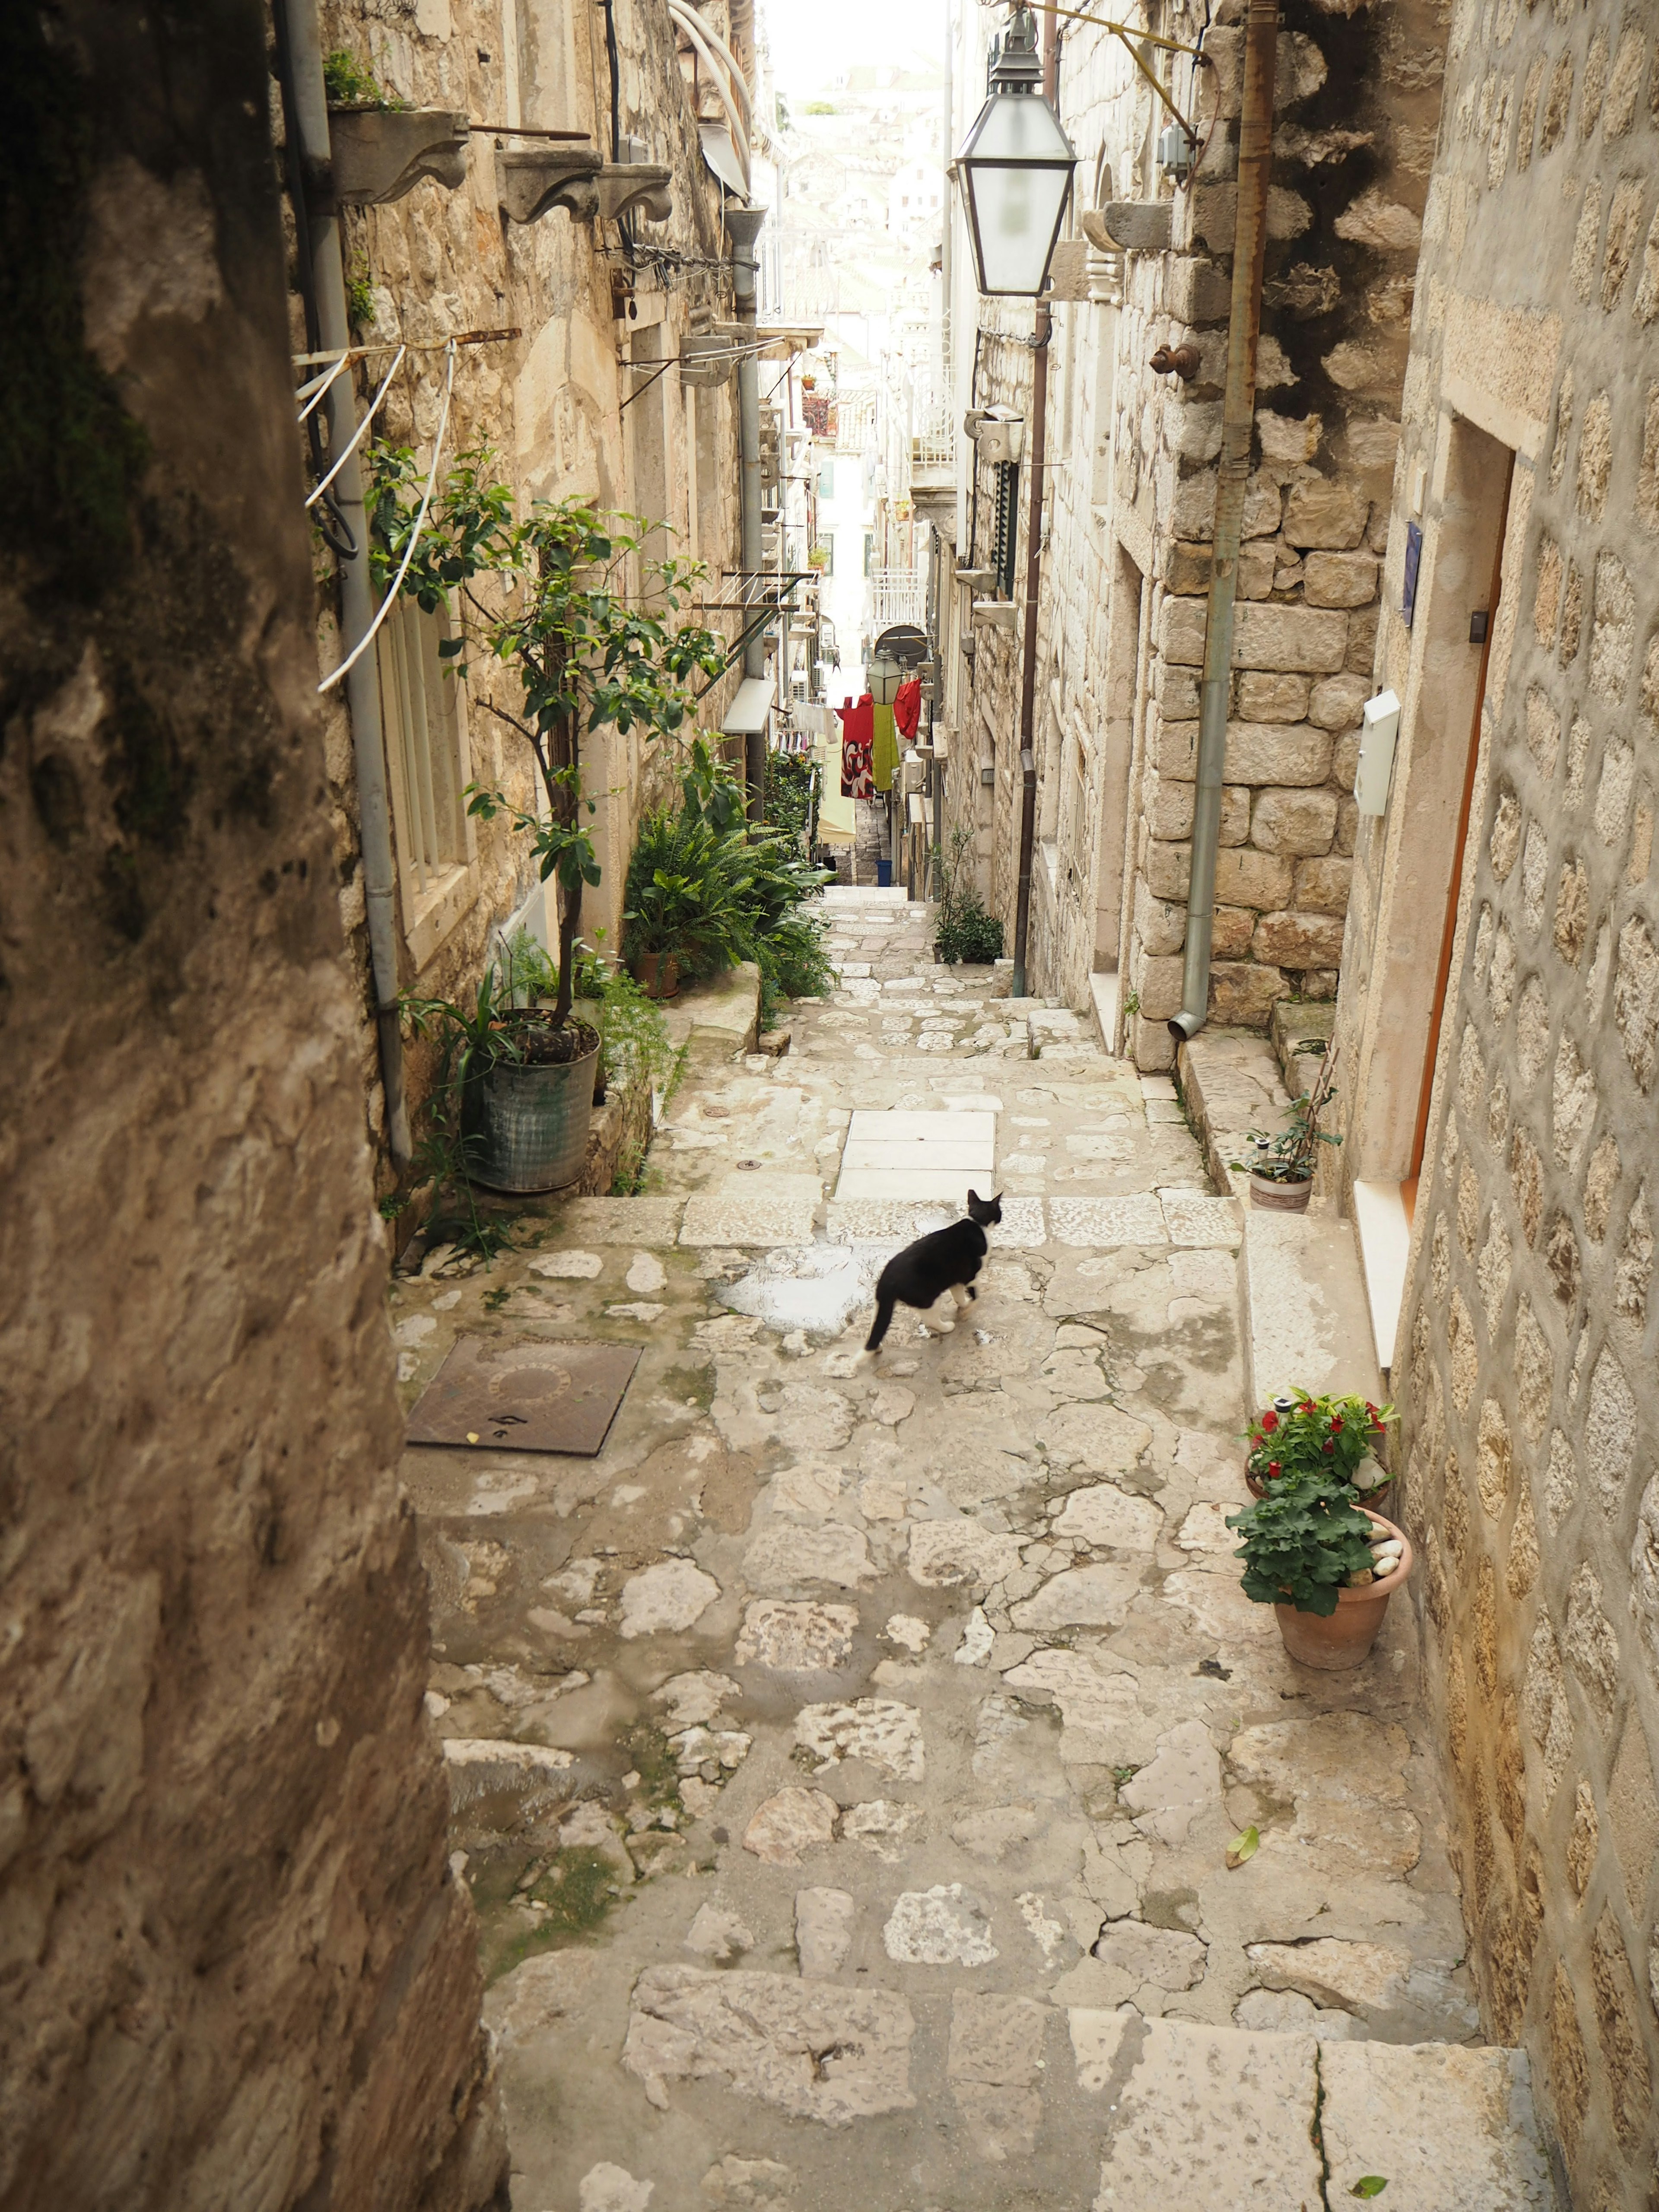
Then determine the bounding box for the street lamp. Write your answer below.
[953,5,1077,299]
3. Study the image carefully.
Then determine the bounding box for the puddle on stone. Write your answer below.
[714,1240,903,1338]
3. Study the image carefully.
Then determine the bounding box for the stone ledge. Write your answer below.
[1176,1029,1382,1409]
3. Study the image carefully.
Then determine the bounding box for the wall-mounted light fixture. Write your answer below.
[953,5,1077,299]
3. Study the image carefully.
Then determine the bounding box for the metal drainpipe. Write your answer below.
[1168,0,1278,1046]
[282,0,411,1162]
[1009,18,1060,1000]
[725,203,768,820]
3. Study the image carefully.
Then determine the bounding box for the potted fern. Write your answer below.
[369,448,723,1188]
[1229,1038,1340,1211]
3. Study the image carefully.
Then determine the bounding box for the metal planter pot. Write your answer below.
[463,1030,600,1193]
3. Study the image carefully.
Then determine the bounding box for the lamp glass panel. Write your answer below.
[957,90,1076,297]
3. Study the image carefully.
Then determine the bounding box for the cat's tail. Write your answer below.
[863,1293,896,1354]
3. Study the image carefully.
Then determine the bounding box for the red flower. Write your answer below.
[1261,1411,1278,1433]
[1267,1461,1281,1477]
[1330,1416,1344,1432]
[1322,1439,1335,1453]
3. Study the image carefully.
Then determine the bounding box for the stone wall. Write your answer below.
[309,0,744,1164]
[947,0,1443,1065]
[1330,2,1659,2199]
[0,6,505,2204]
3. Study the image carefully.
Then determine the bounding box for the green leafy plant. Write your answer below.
[577,957,676,1093]
[345,257,377,328]
[764,747,820,852]
[1246,1390,1396,1493]
[623,806,756,972]
[1226,1466,1378,1617]
[322,48,404,106]
[931,826,1004,965]
[367,446,727,1030]
[1229,1036,1340,1184]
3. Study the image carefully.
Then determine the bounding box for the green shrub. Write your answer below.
[931,826,1004,964]
[764,750,819,851]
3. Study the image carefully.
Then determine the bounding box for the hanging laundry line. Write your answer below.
[305,345,407,508]
[317,339,455,696]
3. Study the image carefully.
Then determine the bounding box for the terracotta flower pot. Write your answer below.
[632,950,680,1000]
[1272,1509,1413,1671]
[1250,1170,1312,1211]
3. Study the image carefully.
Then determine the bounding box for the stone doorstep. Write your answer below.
[1176,1031,1383,1409]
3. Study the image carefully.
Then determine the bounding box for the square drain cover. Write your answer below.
[406,1336,640,1456]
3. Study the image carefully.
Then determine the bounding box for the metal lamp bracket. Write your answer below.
[329,108,470,205]
[1026,3,1203,145]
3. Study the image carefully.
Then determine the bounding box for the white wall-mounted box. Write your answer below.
[1355,689,1401,816]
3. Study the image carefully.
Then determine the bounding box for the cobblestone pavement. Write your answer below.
[392,890,1545,2212]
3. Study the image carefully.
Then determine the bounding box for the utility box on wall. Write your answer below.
[1354,690,1401,816]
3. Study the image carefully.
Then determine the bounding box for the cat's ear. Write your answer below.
[966,1188,979,1205]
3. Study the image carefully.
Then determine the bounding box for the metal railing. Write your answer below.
[872,567,928,629]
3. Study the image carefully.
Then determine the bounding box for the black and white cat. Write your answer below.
[859,1190,1003,1359]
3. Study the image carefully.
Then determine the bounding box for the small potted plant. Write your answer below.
[1227,1466,1414,1670]
[1229,1039,1340,1210]
[1244,1390,1396,1510]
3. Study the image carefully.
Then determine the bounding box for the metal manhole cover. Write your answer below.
[406,1336,641,1456]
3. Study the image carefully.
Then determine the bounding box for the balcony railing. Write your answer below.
[871,566,928,630]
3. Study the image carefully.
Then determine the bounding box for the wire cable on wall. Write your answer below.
[317,339,455,696]
[304,345,407,509]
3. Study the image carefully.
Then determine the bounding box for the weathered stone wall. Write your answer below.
[947,0,1443,1064]
[1330,3,1659,2199]
[0,6,504,2205]
[309,0,744,1160]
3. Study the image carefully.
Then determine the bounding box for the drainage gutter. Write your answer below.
[278,0,412,1162]
[1168,0,1277,1047]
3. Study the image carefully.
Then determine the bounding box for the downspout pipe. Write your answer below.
[725,203,769,820]
[1009,16,1061,999]
[280,0,412,1163]
[1168,0,1277,1046]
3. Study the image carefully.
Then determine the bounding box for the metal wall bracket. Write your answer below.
[496,143,604,223]
[329,108,469,205]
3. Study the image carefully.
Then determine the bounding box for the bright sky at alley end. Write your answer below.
[763,0,947,102]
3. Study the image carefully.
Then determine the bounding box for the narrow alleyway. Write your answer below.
[393,889,1553,2211]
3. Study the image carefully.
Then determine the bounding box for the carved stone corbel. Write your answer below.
[496,144,603,224]
[1081,202,1173,254]
[596,163,674,225]
[329,109,469,205]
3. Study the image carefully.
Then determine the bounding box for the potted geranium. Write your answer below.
[1245,1390,1396,1510]
[369,448,723,1187]
[1229,1039,1340,1210]
[1227,1466,1414,1670]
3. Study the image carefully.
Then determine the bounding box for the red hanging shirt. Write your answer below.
[893,676,922,741]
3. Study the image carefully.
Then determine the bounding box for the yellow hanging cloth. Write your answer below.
[871,702,899,794]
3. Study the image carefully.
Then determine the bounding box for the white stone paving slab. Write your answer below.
[544,1197,684,1245]
[835,1168,994,1203]
[680,1195,819,1246]
[840,1139,997,1173]
[1158,1189,1244,1248]
[1048,1195,1168,1247]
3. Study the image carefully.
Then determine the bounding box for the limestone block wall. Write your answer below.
[1329,3,1659,2199]
[311,0,742,1156]
[0,5,505,2204]
[945,0,1441,1060]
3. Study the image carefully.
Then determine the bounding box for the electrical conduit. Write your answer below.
[1168,0,1277,1047]
[724,203,769,819]
[280,0,412,1162]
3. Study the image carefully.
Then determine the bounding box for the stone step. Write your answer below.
[1176,1028,1384,1410]
[1071,2012,1556,2212]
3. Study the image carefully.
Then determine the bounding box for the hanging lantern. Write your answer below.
[953,5,1078,299]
